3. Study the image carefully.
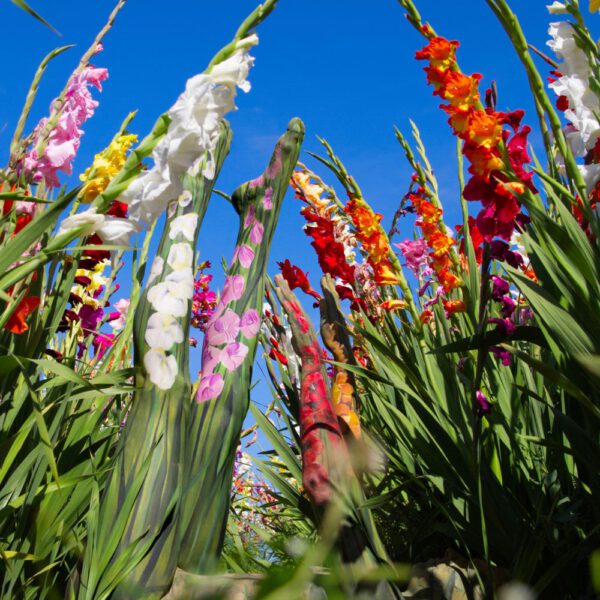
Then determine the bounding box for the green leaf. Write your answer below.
[9,0,60,35]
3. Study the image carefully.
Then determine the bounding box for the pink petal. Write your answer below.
[237,244,255,268]
[263,188,273,210]
[244,205,257,228]
[196,372,224,402]
[206,308,240,346]
[239,309,260,338]
[221,275,245,305]
[250,221,264,244]
[221,342,249,371]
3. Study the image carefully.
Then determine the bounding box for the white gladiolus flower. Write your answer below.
[166,267,194,297]
[145,312,184,350]
[147,280,191,317]
[578,163,600,192]
[97,216,140,246]
[169,213,198,241]
[178,190,192,207]
[144,349,178,390]
[57,208,105,237]
[547,1,568,14]
[167,243,194,272]
[120,35,259,227]
[148,256,164,285]
[548,21,600,152]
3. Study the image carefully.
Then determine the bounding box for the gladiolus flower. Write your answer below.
[380,299,407,312]
[475,390,491,415]
[278,259,321,300]
[144,349,178,390]
[443,299,466,317]
[5,295,40,334]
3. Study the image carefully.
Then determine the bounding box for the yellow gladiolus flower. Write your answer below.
[79,133,138,202]
[591,0,600,11]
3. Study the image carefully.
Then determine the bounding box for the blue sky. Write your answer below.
[0,0,582,421]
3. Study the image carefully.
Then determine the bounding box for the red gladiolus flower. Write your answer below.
[278,259,321,301]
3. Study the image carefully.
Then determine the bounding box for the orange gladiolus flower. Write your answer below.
[465,110,503,149]
[5,295,41,334]
[443,299,466,317]
[420,309,434,324]
[439,71,481,111]
[415,36,459,70]
[463,145,504,180]
[374,262,400,286]
[346,199,382,237]
[428,231,455,256]
[380,299,408,312]
[438,269,462,292]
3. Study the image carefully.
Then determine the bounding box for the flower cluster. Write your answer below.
[79,133,138,203]
[60,256,114,358]
[57,134,139,246]
[59,36,259,245]
[195,194,268,403]
[143,212,199,390]
[403,186,461,293]
[23,62,108,188]
[416,33,534,244]
[291,169,404,316]
[230,450,283,538]
[190,261,217,331]
[344,196,402,289]
[292,171,357,290]
[122,36,259,227]
[547,15,600,228]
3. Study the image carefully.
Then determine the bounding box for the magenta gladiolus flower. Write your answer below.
[475,390,491,415]
[93,332,114,359]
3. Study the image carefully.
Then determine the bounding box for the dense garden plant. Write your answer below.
[0,0,599,598]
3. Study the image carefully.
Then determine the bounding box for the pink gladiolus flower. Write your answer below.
[23,63,108,188]
[239,308,260,338]
[263,187,273,209]
[196,372,224,402]
[250,221,264,244]
[395,238,430,279]
[220,274,245,305]
[244,205,257,228]
[206,308,240,345]
[236,244,255,268]
[202,344,222,374]
[221,341,249,371]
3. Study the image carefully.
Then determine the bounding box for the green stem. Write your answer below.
[178,118,304,574]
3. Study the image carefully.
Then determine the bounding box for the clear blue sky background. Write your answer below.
[0,0,583,423]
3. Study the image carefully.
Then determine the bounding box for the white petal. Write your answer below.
[57,207,104,237]
[144,349,178,390]
[148,256,164,285]
[167,242,194,271]
[145,312,184,349]
[169,213,198,242]
[147,281,189,317]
